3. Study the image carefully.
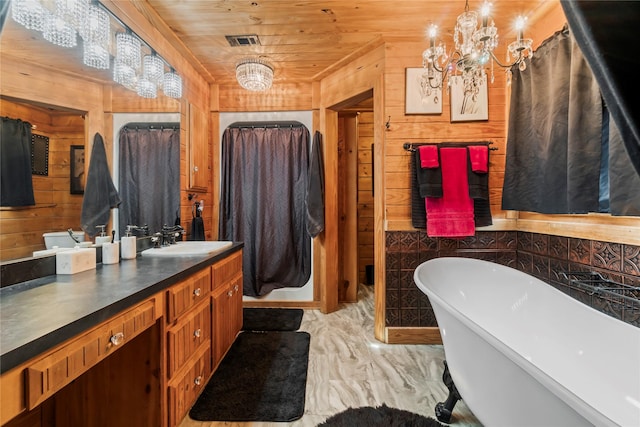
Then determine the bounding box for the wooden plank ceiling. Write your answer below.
[1,0,552,87]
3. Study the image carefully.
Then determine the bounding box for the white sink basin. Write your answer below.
[141,241,233,258]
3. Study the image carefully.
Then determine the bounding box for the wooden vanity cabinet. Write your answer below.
[211,250,243,368]
[166,249,243,427]
[1,249,244,427]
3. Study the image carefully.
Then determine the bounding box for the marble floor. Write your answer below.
[179,284,483,427]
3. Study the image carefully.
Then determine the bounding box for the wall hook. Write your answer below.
[385,116,391,129]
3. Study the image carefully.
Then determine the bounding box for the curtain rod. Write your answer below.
[403,142,498,152]
[228,121,305,129]
[122,122,179,130]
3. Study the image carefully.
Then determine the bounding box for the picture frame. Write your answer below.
[405,67,443,115]
[449,74,489,122]
[70,145,85,194]
[31,134,49,176]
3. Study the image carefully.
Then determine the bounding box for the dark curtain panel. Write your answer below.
[118,126,180,238]
[1,117,36,207]
[561,1,640,178]
[608,117,640,216]
[502,27,602,214]
[219,125,311,297]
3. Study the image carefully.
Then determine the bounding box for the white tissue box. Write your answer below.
[56,248,96,274]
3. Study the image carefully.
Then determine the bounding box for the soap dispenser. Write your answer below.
[121,225,137,260]
[95,225,111,245]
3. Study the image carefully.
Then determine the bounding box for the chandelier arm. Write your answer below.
[488,50,523,69]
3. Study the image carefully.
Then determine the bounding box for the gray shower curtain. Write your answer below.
[218,125,311,297]
[118,125,180,238]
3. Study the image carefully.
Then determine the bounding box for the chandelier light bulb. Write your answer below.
[163,71,183,99]
[143,54,165,85]
[137,77,158,99]
[11,0,47,31]
[115,32,141,70]
[43,12,77,48]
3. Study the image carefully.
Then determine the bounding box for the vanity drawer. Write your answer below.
[25,297,159,410]
[167,346,211,427]
[212,250,242,289]
[166,298,211,379]
[167,267,212,323]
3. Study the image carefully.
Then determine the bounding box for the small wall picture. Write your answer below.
[449,74,489,122]
[405,67,443,115]
[70,145,85,194]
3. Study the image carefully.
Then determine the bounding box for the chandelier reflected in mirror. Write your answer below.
[10,0,182,99]
[236,58,274,92]
[419,0,533,105]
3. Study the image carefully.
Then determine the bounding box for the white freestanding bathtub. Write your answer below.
[414,257,640,427]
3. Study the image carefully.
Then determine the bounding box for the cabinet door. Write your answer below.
[187,103,209,191]
[229,274,243,340]
[211,284,232,368]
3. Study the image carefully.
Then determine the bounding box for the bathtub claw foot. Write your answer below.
[435,360,461,424]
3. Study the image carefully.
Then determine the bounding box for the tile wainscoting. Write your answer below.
[386,231,640,328]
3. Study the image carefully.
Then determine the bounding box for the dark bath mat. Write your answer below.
[317,404,446,427]
[242,307,303,331]
[189,330,310,422]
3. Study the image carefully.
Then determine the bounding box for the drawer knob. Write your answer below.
[193,288,201,297]
[110,332,125,346]
[227,290,233,297]
[194,328,201,338]
[234,284,239,292]
[194,375,202,386]
[193,166,199,172]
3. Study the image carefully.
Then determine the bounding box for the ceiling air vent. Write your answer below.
[225,34,261,47]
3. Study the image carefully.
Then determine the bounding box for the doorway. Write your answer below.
[335,94,374,303]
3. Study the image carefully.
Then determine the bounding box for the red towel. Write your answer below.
[468,145,488,173]
[425,147,475,237]
[418,145,439,168]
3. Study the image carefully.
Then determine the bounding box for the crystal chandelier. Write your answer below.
[236,58,274,91]
[10,0,183,100]
[420,0,533,104]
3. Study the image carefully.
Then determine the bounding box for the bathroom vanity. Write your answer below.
[0,244,243,427]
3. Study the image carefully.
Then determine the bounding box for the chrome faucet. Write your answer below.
[154,225,185,247]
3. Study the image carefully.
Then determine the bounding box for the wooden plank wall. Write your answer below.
[383,38,509,231]
[357,112,374,284]
[0,100,85,260]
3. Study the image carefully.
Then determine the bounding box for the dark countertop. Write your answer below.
[0,243,243,374]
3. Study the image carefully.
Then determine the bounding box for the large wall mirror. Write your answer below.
[0,7,181,263]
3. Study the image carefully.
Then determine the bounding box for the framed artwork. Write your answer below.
[449,74,489,122]
[405,68,443,115]
[70,145,85,194]
[31,134,49,176]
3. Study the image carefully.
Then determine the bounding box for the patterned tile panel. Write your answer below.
[385,230,640,328]
[592,241,622,272]
[623,244,640,277]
